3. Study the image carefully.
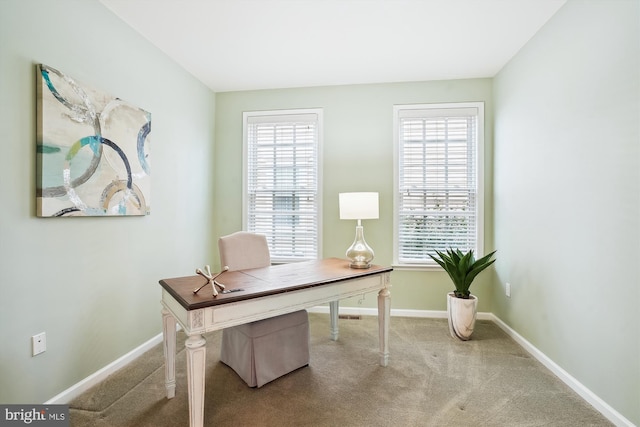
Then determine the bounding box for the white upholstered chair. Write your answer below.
[218,231,310,387]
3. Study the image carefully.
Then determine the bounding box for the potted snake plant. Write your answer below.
[429,248,496,340]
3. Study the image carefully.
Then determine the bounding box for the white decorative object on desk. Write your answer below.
[193,265,228,296]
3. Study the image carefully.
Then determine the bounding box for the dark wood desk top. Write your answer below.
[159,257,393,311]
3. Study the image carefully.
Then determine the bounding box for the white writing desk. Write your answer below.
[159,257,392,427]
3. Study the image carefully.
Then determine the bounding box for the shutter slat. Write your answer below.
[396,106,481,264]
[246,112,321,262]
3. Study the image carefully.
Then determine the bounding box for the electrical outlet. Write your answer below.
[32,332,46,356]
[506,282,511,298]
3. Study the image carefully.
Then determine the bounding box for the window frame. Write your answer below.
[242,108,323,263]
[392,102,485,269]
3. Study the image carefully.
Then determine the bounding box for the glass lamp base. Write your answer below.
[346,225,374,269]
[349,260,372,269]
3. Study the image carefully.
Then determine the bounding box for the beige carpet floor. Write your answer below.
[69,313,612,426]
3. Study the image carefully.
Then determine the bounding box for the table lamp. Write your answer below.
[339,192,379,269]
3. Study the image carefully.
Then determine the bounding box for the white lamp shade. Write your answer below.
[339,192,379,220]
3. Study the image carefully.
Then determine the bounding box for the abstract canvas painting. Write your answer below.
[36,64,151,217]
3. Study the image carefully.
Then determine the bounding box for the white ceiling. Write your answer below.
[100,0,566,92]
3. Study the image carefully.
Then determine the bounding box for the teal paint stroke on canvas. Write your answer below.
[36,64,151,217]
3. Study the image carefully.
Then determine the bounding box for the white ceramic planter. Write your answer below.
[446,292,478,341]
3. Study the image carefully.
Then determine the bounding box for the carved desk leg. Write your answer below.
[161,308,177,399]
[186,334,207,427]
[329,300,339,341]
[378,277,391,367]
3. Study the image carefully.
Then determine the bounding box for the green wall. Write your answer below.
[0,1,216,403]
[1,0,637,424]
[214,80,495,312]
[493,0,639,424]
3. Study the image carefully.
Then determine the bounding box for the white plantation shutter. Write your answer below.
[394,103,484,266]
[244,110,322,262]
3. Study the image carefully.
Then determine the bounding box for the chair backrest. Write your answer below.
[218,231,271,271]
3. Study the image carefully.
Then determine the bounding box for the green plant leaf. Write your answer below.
[428,252,446,269]
[465,258,496,288]
[430,250,462,290]
[464,250,497,288]
[475,250,497,267]
[430,248,497,297]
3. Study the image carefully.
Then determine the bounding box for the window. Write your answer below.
[393,102,484,267]
[243,109,322,263]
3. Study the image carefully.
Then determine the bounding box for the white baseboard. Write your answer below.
[310,306,632,426]
[48,307,634,427]
[307,305,493,320]
[487,314,634,427]
[45,332,165,405]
